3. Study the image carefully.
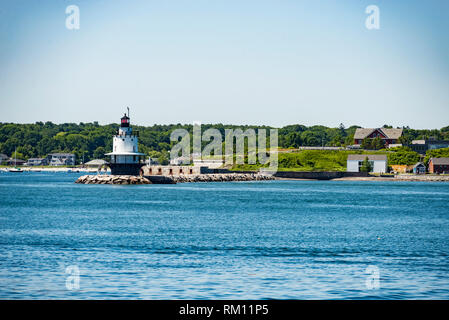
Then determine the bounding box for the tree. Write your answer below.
[361,138,372,149]
[11,151,25,160]
[424,147,449,165]
[93,146,106,159]
[339,123,346,136]
[284,132,302,148]
[361,137,385,150]
[372,137,386,150]
[360,157,373,172]
[158,151,170,165]
[388,149,420,165]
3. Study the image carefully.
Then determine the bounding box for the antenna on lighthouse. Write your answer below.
[127,107,130,118]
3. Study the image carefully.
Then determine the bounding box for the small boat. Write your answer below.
[9,147,23,172]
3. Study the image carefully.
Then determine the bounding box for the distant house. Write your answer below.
[193,159,224,169]
[413,162,426,174]
[353,128,403,147]
[347,154,388,173]
[170,156,191,166]
[46,153,76,166]
[428,158,449,174]
[84,159,108,168]
[408,140,449,154]
[26,158,48,166]
[145,157,158,165]
[0,153,8,164]
[5,158,26,166]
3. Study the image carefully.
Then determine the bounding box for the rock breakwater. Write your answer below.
[75,175,151,184]
[171,173,274,183]
[75,173,274,184]
[394,174,449,182]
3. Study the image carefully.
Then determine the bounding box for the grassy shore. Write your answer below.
[231,149,389,172]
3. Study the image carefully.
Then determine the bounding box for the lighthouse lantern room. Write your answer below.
[105,109,145,175]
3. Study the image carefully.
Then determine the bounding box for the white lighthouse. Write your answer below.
[105,109,145,175]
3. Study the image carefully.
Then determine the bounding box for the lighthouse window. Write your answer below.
[122,139,125,141]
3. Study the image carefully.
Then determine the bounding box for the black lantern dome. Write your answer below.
[120,113,130,127]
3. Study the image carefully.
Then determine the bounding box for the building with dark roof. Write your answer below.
[353,128,403,147]
[408,140,449,154]
[5,158,26,166]
[0,153,9,164]
[429,157,449,174]
[46,153,76,166]
[412,162,426,174]
[26,158,48,166]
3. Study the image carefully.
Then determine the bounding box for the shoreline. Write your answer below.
[277,175,449,182]
[1,167,106,173]
[3,168,448,182]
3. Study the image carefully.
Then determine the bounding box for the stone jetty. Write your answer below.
[75,173,274,184]
[394,174,449,182]
[75,175,151,185]
[171,173,274,183]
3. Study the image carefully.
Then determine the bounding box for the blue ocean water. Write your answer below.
[0,172,448,299]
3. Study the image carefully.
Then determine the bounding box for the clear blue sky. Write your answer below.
[1,0,448,129]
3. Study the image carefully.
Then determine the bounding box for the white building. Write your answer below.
[27,158,48,166]
[105,111,145,175]
[170,156,191,165]
[347,154,388,173]
[47,153,76,166]
[193,158,224,169]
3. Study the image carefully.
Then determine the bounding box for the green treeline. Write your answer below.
[0,122,448,165]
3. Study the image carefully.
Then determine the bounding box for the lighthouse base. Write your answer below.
[109,163,144,176]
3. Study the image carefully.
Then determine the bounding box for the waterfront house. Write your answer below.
[0,153,8,164]
[428,157,449,174]
[353,128,403,147]
[84,159,108,168]
[408,139,449,154]
[26,158,48,166]
[5,158,26,166]
[347,154,388,173]
[413,162,426,174]
[46,153,76,166]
